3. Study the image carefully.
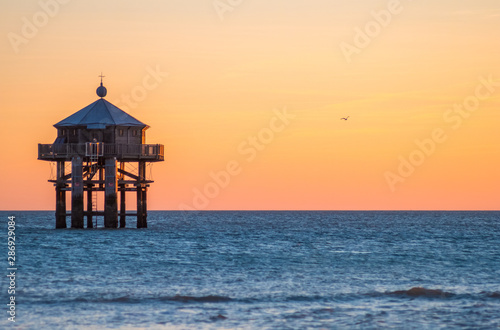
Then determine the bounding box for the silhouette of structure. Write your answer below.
[38,78,164,229]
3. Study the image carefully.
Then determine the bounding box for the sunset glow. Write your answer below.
[1,0,499,210]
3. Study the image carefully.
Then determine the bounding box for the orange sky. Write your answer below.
[1,0,499,210]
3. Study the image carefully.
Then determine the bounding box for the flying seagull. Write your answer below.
[340,116,349,120]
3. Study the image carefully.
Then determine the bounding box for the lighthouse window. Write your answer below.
[133,130,138,136]
[61,129,66,136]
[119,129,124,136]
[72,129,77,136]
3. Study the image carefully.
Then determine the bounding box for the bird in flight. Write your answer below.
[340,116,349,120]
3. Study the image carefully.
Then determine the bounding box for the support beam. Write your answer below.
[55,161,67,229]
[118,162,125,180]
[137,161,147,228]
[71,156,84,228]
[118,168,140,181]
[104,157,118,228]
[120,184,126,228]
[86,184,93,228]
[142,187,148,228]
[137,186,144,228]
[99,163,104,189]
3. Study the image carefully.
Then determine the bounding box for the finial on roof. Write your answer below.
[96,73,107,98]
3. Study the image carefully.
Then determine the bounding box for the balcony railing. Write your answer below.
[38,143,164,161]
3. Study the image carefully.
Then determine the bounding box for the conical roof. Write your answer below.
[54,99,148,130]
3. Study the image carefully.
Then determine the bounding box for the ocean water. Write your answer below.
[1,211,500,329]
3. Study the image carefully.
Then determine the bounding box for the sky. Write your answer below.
[1,0,499,210]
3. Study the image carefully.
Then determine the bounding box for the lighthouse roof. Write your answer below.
[54,99,148,130]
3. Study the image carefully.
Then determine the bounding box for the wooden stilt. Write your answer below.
[87,184,93,228]
[142,187,148,228]
[55,187,67,229]
[119,162,126,228]
[99,163,104,189]
[120,184,126,228]
[137,162,147,228]
[55,161,67,229]
[71,156,84,228]
[137,186,144,228]
[104,157,118,228]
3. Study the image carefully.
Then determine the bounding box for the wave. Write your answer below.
[482,291,500,299]
[166,295,233,303]
[387,287,454,298]
[285,295,327,302]
[29,289,500,306]
[60,294,233,304]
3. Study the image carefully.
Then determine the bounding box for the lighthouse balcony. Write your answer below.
[38,143,164,162]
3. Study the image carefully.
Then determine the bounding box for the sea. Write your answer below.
[1,211,499,329]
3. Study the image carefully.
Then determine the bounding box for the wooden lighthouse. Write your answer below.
[38,78,164,229]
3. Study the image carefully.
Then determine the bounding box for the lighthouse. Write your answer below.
[38,78,164,229]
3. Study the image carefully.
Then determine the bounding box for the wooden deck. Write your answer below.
[38,143,164,162]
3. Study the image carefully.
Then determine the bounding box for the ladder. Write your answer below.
[91,152,99,228]
[90,153,99,176]
[86,142,102,228]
